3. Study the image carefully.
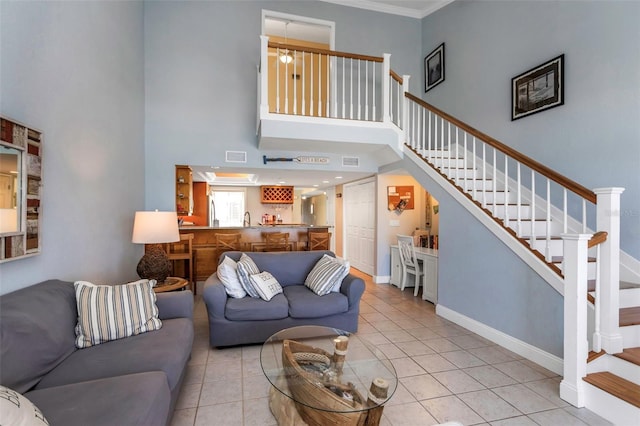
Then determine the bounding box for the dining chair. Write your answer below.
[214,233,242,264]
[262,232,290,252]
[397,234,424,297]
[308,232,331,251]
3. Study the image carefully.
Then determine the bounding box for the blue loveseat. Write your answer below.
[202,250,365,347]
[0,280,194,426]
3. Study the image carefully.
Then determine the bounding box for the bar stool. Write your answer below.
[308,232,331,251]
[164,233,194,294]
[261,232,290,252]
[214,233,241,262]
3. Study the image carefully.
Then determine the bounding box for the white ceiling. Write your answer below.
[321,0,455,19]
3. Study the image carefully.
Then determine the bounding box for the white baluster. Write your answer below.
[310,53,314,117]
[593,243,602,353]
[492,148,496,216]
[341,58,345,118]
[582,200,587,233]
[357,60,361,120]
[372,62,376,120]
[301,52,306,115]
[349,58,353,119]
[504,156,509,225]
[563,189,568,234]
[284,53,289,114]
[517,162,521,237]
[364,62,369,121]
[546,179,551,262]
[530,170,536,247]
[326,54,331,117]
[293,50,297,115]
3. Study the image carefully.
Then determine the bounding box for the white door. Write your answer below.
[344,179,375,275]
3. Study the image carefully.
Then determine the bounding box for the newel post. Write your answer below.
[259,35,270,117]
[594,187,625,354]
[382,53,391,123]
[559,233,592,408]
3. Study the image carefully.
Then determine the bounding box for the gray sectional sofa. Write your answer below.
[203,250,365,347]
[0,280,194,426]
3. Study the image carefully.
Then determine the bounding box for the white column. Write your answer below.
[594,187,625,354]
[560,233,592,408]
[381,53,391,123]
[259,36,270,116]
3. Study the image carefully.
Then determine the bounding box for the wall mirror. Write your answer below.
[1,116,43,262]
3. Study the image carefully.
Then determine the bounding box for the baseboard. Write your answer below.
[436,304,564,375]
[373,275,391,284]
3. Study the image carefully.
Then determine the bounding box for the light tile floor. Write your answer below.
[170,270,612,426]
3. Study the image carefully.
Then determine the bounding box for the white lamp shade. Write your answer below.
[132,211,180,244]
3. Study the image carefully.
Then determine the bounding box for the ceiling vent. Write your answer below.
[342,156,360,167]
[225,151,247,163]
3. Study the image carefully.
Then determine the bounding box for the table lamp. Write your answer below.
[132,210,180,283]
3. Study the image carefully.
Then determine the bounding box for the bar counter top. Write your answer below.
[179,225,331,280]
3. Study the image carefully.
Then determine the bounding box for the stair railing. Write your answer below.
[259,36,389,122]
[258,37,626,406]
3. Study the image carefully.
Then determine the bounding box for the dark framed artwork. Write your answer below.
[424,43,445,93]
[512,54,564,120]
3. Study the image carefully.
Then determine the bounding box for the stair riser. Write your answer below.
[487,205,534,221]
[583,381,640,425]
[459,180,495,191]
[528,239,563,257]
[620,325,640,348]
[510,220,563,238]
[620,288,640,308]
[441,168,482,180]
[586,354,639,384]
[466,190,518,204]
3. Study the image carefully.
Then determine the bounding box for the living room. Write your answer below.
[1,0,639,424]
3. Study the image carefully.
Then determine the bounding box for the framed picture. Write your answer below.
[512,54,564,120]
[424,43,445,93]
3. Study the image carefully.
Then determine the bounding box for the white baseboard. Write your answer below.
[374,275,391,284]
[436,304,564,375]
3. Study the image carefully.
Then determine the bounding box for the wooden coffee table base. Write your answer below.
[268,376,385,426]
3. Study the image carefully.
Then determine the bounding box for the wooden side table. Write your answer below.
[153,277,189,293]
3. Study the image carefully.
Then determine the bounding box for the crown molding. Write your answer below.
[320,0,456,19]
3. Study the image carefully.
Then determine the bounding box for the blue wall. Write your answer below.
[143,0,421,210]
[0,1,145,294]
[422,0,640,258]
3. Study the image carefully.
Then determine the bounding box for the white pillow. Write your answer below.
[249,271,283,301]
[330,257,351,292]
[217,256,246,298]
[0,385,49,426]
[305,254,349,296]
[236,253,261,298]
[74,279,162,348]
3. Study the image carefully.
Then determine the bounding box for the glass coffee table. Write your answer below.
[260,326,398,426]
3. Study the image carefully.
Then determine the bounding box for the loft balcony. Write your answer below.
[257,36,406,163]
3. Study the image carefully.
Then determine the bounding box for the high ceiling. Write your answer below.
[232,1,453,189]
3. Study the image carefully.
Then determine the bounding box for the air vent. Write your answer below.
[225,151,247,163]
[342,156,360,167]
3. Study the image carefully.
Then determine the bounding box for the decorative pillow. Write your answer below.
[217,256,247,298]
[305,254,349,296]
[330,257,351,292]
[0,385,50,426]
[236,253,261,298]
[249,271,283,301]
[74,279,162,348]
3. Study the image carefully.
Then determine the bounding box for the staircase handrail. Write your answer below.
[405,92,597,204]
[268,41,384,63]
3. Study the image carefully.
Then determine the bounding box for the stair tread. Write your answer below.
[620,306,640,327]
[615,348,640,367]
[583,371,640,408]
[587,350,606,363]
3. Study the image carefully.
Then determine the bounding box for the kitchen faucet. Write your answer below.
[243,211,251,227]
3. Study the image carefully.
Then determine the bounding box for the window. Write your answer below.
[210,188,246,227]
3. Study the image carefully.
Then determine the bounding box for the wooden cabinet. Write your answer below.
[261,186,294,204]
[175,165,193,215]
[390,245,438,304]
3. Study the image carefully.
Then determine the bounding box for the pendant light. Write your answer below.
[279,21,294,64]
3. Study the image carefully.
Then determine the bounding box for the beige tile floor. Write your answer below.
[170,271,612,426]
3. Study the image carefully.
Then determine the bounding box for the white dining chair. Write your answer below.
[397,235,424,297]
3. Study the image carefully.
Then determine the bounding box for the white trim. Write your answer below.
[374,274,390,284]
[319,0,455,19]
[436,304,564,375]
[262,10,335,50]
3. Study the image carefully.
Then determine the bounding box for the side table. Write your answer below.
[153,277,189,293]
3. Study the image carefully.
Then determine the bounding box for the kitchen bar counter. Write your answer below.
[179,225,330,280]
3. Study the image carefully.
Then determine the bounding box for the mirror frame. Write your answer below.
[0,116,43,262]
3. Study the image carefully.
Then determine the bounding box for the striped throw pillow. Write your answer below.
[305,254,349,296]
[236,253,261,298]
[74,279,162,348]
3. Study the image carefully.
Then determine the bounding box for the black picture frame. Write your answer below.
[511,54,564,120]
[424,43,445,93]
